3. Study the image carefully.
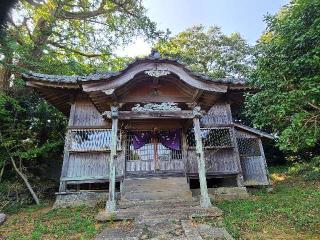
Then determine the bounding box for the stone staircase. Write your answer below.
[121,177,193,201]
[96,199,234,239]
[95,177,235,239]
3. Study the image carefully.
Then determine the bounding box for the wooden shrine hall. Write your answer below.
[23,50,273,210]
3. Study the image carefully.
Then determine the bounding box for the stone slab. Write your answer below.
[197,224,234,240]
[181,220,203,240]
[95,225,143,240]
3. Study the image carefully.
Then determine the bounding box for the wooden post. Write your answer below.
[193,106,212,208]
[59,130,71,192]
[106,106,118,212]
[59,97,76,192]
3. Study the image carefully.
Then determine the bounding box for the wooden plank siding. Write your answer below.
[235,129,269,186]
[72,94,111,127]
[240,156,268,185]
[186,149,239,175]
[60,94,124,187]
[185,102,240,177]
[200,102,233,126]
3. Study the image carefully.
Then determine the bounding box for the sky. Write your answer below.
[117,0,290,57]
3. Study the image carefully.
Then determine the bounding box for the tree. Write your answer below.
[0,0,162,205]
[155,25,252,78]
[0,0,161,89]
[0,92,68,204]
[245,0,320,154]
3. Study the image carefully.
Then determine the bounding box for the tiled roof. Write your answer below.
[23,52,248,85]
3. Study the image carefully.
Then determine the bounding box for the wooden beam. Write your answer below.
[102,110,195,120]
[27,80,80,89]
[118,95,192,103]
[102,89,118,101]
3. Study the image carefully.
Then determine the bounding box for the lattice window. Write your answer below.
[158,143,182,161]
[126,132,153,161]
[69,129,120,152]
[125,131,182,161]
[237,138,261,157]
[187,128,234,148]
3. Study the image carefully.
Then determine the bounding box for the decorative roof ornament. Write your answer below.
[144,69,170,78]
[132,102,181,112]
[149,48,161,59]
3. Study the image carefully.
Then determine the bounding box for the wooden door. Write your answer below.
[125,132,155,173]
[125,131,184,174]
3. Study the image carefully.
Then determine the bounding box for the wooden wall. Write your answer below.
[186,102,240,177]
[200,102,232,126]
[60,94,124,189]
[186,148,239,175]
[59,97,267,188]
[235,129,269,186]
[70,94,110,127]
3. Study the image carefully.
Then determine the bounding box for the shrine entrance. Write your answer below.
[125,129,184,176]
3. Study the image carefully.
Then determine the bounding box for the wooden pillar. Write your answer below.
[59,130,71,192]
[193,106,212,208]
[106,106,118,212]
[59,96,76,192]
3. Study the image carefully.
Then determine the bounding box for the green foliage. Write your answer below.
[155,25,253,78]
[1,0,161,76]
[0,179,57,213]
[245,0,320,154]
[217,171,320,239]
[288,156,320,180]
[0,91,66,165]
[0,90,66,208]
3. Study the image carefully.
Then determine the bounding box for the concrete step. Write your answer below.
[121,177,193,201]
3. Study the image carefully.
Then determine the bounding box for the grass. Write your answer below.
[0,204,105,240]
[216,166,320,239]
[1,166,319,240]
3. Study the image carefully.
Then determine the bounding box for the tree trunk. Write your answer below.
[10,157,40,205]
[0,161,5,182]
[0,58,12,91]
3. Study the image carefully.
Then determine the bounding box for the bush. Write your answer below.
[288,156,320,180]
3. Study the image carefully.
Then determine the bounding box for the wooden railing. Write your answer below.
[69,128,121,152]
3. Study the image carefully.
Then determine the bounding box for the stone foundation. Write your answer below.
[54,187,248,208]
[191,187,249,201]
[54,191,120,208]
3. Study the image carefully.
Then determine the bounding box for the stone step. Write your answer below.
[118,199,199,209]
[122,177,193,201]
[96,205,223,222]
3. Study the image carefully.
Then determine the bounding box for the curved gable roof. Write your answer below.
[22,54,248,89]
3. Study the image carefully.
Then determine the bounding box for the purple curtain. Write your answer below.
[131,129,181,151]
[132,131,152,150]
[158,129,181,151]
